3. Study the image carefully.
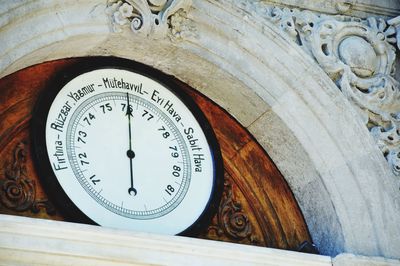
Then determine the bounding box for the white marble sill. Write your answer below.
[0,214,331,266]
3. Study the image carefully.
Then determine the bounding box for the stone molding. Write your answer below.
[1,0,400,259]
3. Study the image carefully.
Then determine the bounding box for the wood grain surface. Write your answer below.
[0,58,312,251]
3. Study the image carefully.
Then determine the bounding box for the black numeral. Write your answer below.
[121,103,133,113]
[77,153,89,166]
[83,112,95,126]
[158,126,170,139]
[80,160,89,166]
[100,103,112,113]
[172,165,181,177]
[169,146,179,158]
[77,131,87,144]
[89,174,100,185]
[165,185,175,195]
[78,131,87,137]
[142,110,154,121]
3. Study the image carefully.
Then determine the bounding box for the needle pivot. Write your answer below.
[127,150,135,159]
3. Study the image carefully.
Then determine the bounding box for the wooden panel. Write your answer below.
[0,58,312,251]
[0,59,79,221]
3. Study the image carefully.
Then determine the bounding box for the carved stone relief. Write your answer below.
[303,16,400,175]
[388,16,400,50]
[226,1,400,176]
[106,0,194,39]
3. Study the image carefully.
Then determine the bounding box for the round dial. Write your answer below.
[32,61,222,235]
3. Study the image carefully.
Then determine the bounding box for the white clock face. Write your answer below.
[43,68,218,234]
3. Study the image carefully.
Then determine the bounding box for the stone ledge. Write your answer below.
[0,214,331,266]
[2,215,399,265]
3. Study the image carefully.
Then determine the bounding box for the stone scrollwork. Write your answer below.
[308,17,400,175]
[106,0,193,39]
[261,6,400,176]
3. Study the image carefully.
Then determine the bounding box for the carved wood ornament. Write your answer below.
[0,58,312,251]
[1,142,55,215]
[205,173,260,245]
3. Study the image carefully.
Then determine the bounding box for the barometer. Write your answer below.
[31,58,223,235]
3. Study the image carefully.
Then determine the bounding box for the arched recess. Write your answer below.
[1,0,400,259]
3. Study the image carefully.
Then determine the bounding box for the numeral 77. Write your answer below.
[142,110,154,121]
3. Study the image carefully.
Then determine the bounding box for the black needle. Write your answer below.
[126,92,137,196]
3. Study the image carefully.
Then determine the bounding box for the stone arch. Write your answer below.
[1,0,400,258]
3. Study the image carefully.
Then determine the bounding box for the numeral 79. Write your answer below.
[169,146,179,158]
